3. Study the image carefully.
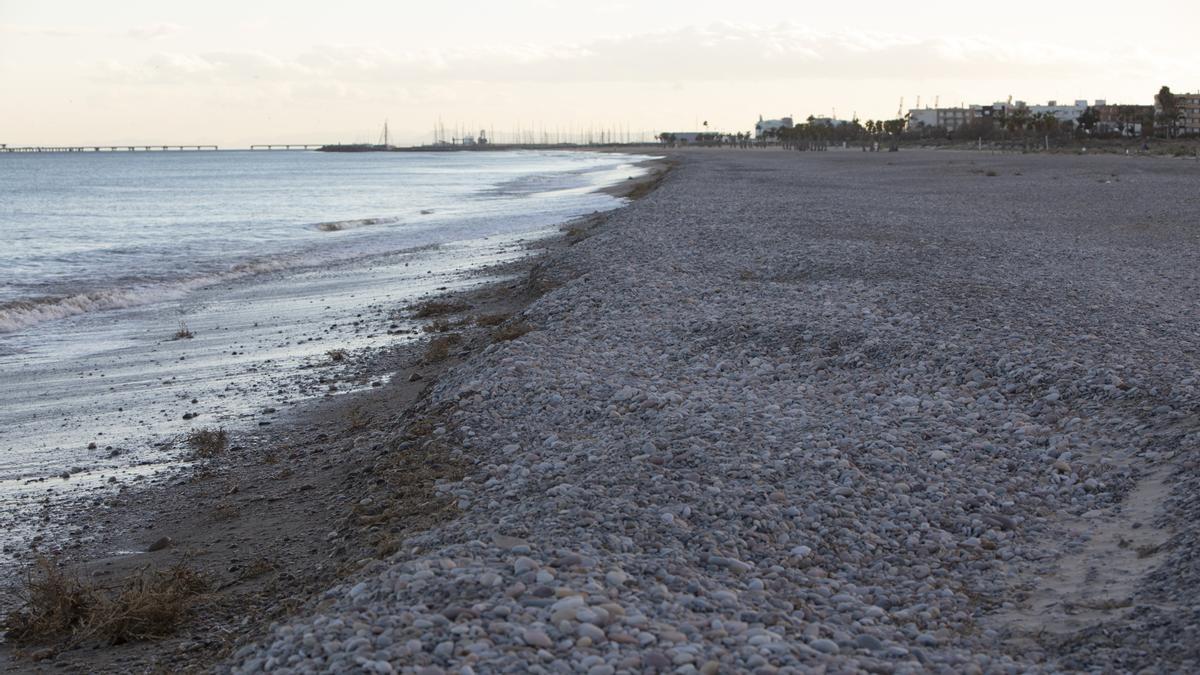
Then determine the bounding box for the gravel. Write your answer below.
[226,150,1200,673]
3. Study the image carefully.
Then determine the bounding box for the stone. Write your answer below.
[147,536,173,552]
[522,628,553,649]
[810,638,839,654]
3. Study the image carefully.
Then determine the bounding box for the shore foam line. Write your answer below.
[0,258,294,334]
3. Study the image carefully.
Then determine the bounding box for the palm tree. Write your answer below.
[1156,86,1181,138]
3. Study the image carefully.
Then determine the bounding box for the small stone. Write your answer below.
[514,556,539,574]
[522,628,553,649]
[578,623,605,642]
[605,570,628,586]
[644,652,670,669]
[810,638,839,654]
[147,536,173,552]
[707,555,751,573]
[855,634,884,651]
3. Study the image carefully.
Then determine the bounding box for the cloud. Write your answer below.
[91,22,1191,88]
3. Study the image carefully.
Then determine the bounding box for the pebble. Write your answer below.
[810,638,839,654]
[522,628,553,649]
[222,150,1195,674]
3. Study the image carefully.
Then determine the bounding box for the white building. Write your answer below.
[907,109,938,129]
[754,115,794,139]
[1027,99,1091,123]
[658,132,707,144]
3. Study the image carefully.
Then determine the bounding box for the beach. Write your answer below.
[5,148,1200,672]
[0,150,657,576]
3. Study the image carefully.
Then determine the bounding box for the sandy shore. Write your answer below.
[6,149,1200,672]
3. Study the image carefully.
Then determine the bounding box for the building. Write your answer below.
[754,115,793,139]
[935,107,979,131]
[807,117,850,127]
[1156,91,1200,136]
[1179,93,1200,136]
[907,108,938,129]
[1094,104,1154,136]
[907,105,993,131]
[657,132,708,144]
[1021,99,1090,125]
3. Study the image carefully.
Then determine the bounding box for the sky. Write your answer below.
[2,0,1198,147]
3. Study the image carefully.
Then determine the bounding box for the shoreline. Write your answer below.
[0,159,673,672]
[0,150,661,571]
[8,149,1197,672]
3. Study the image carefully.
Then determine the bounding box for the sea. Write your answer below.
[0,149,654,561]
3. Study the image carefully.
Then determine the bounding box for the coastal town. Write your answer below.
[660,86,1200,146]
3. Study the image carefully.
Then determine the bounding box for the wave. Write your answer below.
[0,237,457,335]
[0,258,295,334]
[314,216,400,232]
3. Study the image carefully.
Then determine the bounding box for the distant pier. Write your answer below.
[0,145,218,153]
[250,144,323,151]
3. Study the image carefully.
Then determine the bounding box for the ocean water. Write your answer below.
[0,150,645,336]
[0,149,653,561]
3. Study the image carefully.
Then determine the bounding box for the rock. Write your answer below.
[493,534,529,551]
[707,555,751,573]
[522,628,553,649]
[855,634,884,651]
[810,638,839,654]
[644,652,670,669]
[578,623,605,642]
[147,536,173,552]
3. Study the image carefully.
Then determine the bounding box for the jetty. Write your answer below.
[0,145,218,153]
[250,144,324,151]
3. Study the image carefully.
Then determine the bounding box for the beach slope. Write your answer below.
[164,150,1200,670]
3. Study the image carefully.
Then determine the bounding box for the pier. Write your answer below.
[250,144,324,151]
[0,145,218,153]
